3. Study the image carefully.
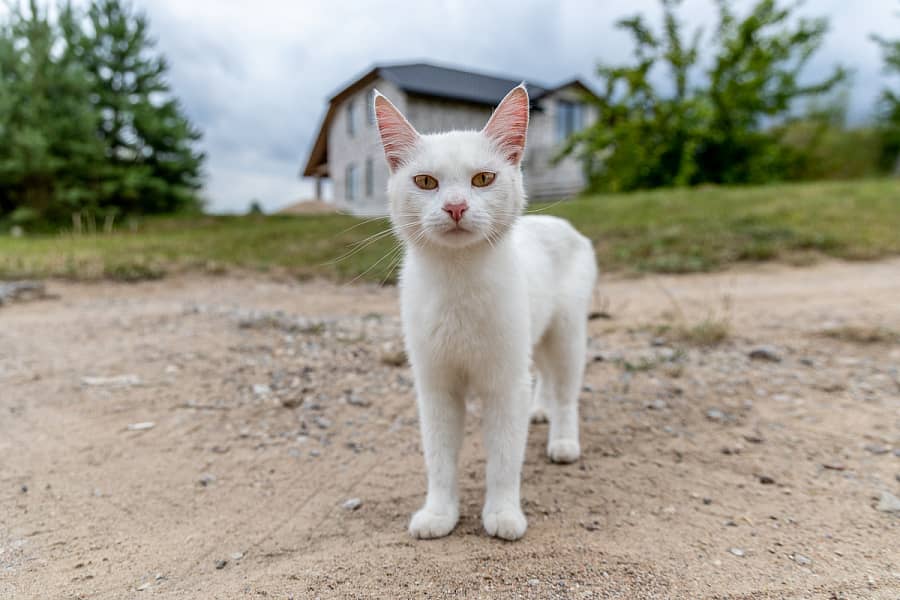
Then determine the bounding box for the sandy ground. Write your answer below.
[2,259,899,599]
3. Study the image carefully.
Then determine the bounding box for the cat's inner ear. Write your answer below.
[373,90,420,172]
[482,84,529,166]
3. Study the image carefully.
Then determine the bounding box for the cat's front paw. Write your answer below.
[409,508,459,539]
[482,507,527,541]
[547,439,580,463]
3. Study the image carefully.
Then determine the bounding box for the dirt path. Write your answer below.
[1,260,899,599]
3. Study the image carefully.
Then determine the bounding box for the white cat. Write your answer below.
[373,84,597,541]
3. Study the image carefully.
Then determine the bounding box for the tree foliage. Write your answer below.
[0,0,203,226]
[565,0,848,192]
[872,6,900,172]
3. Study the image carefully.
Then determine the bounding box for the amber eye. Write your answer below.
[413,174,438,190]
[471,172,496,187]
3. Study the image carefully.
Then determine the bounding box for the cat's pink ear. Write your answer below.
[373,90,419,172]
[482,84,529,165]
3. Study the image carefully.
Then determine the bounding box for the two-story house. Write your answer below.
[301,62,595,215]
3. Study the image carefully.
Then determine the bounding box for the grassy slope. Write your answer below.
[1,179,898,283]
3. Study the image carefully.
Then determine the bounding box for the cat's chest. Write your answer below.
[401,267,523,360]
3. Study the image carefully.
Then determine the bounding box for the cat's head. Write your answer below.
[374,85,529,250]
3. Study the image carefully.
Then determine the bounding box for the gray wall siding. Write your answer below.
[406,96,492,134]
[325,82,593,215]
[523,86,595,200]
[327,78,404,215]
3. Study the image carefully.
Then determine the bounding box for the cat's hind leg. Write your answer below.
[529,370,550,423]
[541,309,587,464]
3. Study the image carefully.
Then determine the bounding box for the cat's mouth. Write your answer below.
[440,224,472,236]
[445,227,470,235]
[427,222,482,247]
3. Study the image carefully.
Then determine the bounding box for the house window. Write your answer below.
[346,100,356,136]
[365,157,374,197]
[345,163,358,201]
[366,89,376,126]
[557,100,584,142]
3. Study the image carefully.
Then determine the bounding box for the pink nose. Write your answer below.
[443,201,468,223]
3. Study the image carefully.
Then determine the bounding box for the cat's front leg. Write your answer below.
[480,375,531,541]
[409,378,465,539]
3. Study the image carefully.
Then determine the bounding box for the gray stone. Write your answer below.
[793,554,812,566]
[729,548,745,557]
[876,491,900,513]
[0,281,47,306]
[864,444,890,456]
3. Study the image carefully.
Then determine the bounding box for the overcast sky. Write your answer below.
[15,0,900,212]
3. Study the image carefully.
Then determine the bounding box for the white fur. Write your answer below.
[374,86,597,541]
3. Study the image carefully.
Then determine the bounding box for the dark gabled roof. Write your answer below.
[301,62,593,177]
[375,63,551,106]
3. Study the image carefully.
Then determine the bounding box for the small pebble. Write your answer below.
[864,444,890,455]
[729,548,745,557]
[793,554,812,566]
[215,559,227,570]
[20,485,27,493]
[230,551,244,561]
[314,416,331,429]
[347,394,370,407]
[252,384,270,396]
[706,408,727,422]
[280,397,302,409]
[198,473,216,487]
[758,475,775,485]
[748,346,781,362]
[527,578,540,586]
[127,421,155,431]
[342,498,362,511]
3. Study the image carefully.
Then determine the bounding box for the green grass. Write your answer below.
[1,179,898,283]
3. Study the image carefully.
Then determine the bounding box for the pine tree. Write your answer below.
[63,0,205,214]
[0,0,102,222]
